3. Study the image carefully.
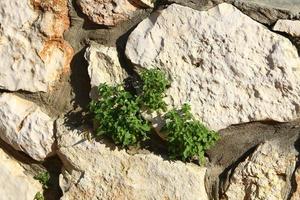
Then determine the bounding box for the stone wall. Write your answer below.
[0,0,300,199]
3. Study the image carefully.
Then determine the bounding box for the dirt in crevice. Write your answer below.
[287,138,300,199]
[43,156,64,200]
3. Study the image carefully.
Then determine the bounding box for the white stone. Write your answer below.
[85,42,128,88]
[0,93,55,161]
[126,3,300,131]
[223,141,297,200]
[0,147,42,199]
[57,119,208,200]
[273,19,300,37]
[0,0,73,92]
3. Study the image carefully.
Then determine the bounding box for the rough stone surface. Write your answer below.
[0,93,55,161]
[126,3,300,131]
[57,119,208,200]
[77,0,143,26]
[222,141,297,200]
[273,20,300,37]
[0,147,42,199]
[0,0,73,92]
[85,42,128,89]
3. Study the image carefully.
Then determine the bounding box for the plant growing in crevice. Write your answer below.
[162,104,220,164]
[34,171,50,189]
[89,68,219,164]
[89,83,151,147]
[34,192,44,200]
[138,68,169,111]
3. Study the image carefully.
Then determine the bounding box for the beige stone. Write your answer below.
[57,119,208,200]
[77,0,138,26]
[0,147,42,199]
[85,42,128,89]
[0,93,55,161]
[0,0,73,92]
[223,141,297,200]
[273,19,300,37]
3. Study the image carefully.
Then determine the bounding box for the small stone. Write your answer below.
[273,19,300,37]
[85,42,128,89]
[0,93,55,161]
[77,0,139,26]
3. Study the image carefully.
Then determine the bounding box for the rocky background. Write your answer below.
[1,0,300,199]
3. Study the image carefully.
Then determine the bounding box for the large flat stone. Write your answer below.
[57,119,208,200]
[126,3,300,131]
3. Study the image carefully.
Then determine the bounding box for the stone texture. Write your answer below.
[222,141,297,200]
[57,119,208,200]
[0,93,54,161]
[126,3,300,131]
[0,0,73,92]
[0,147,42,199]
[273,20,300,37]
[85,42,128,89]
[77,0,145,26]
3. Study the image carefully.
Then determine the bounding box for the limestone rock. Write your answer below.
[0,93,55,161]
[57,120,208,200]
[0,0,73,92]
[77,0,143,26]
[126,3,300,131]
[85,42,128,89]
[223,141,297,199]
[0,147,42,199]
[273,20,300,37]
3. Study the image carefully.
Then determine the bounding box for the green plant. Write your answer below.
[34,192,44,200]
[34,172,50,189]
[138,69,169,111]
[162,104,219,164]
[89,83,151,147]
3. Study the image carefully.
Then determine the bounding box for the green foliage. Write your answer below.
[34,192,44,200]
[89,68,219,164]
[162,104,220,164]
[138,69,169,111]
[89,83,151,147]
[34,172,50,189]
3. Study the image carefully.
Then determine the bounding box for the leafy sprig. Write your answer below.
[162,104,219,164]
[138,69,169,111]
[89,83,150,147]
